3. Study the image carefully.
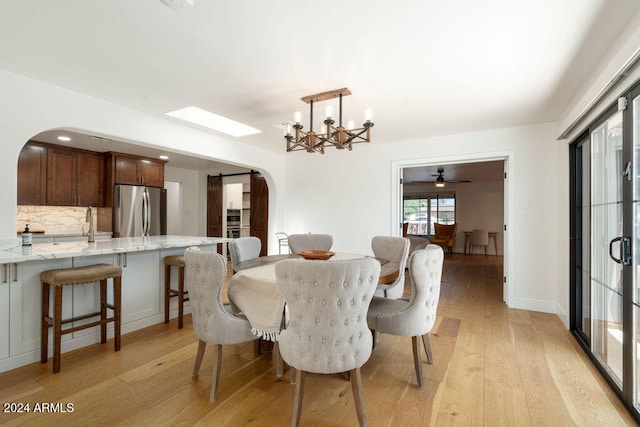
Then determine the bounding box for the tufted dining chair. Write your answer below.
[275,257,381,427]
[286,233,333,254]
[371,236,410,299]
[228,237,261,272]
[184,247,257,402]
[367,244,444,389]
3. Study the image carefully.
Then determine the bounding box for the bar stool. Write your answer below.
[275,232,289,254]
[40,263,122,373]
[164,255,188,329]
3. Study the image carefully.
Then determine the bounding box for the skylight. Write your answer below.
[166,106,261,137]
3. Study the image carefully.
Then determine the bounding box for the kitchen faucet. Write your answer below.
[85,206,95,243]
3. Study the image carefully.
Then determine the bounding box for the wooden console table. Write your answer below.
[463,231,499,255]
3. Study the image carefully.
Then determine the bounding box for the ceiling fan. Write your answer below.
[416,167,471,187]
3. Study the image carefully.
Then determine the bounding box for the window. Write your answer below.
[403,193,455,235]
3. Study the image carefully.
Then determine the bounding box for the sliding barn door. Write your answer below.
[250,172,269,256]
[207,175,223,253]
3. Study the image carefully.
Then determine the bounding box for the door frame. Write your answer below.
[391,151,514,305]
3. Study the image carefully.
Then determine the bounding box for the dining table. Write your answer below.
[227,252,398,341]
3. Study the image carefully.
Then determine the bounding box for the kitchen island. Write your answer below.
[0,235,230,373]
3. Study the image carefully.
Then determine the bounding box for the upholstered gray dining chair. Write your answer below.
[275,257,381,427]
[286,233,333,254]
[367,244,444,389]
[228,236,261,272]
[371,236,410,299]
[184,247,257,402]
[469,229,489,254]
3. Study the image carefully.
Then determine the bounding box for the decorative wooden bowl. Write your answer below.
[298,250,335,260]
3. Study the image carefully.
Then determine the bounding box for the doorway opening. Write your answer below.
[392,154,512,304]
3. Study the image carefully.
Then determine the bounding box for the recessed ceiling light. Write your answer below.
[166,106,262,137]
[57,135,71,142]
[161,0,193,10]
[159,155,169,160]
[90,135,111,142]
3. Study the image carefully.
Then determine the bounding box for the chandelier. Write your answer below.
[284,88,374,153]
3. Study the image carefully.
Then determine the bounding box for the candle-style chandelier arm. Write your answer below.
[285,121,325,153]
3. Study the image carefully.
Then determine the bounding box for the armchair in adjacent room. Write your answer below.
[427,223,457,253]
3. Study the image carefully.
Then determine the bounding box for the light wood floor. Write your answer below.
[0,254,635,426]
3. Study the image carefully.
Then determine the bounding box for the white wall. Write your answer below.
[281,123,564,319]
[0,69,285,251]
[403,179,505,254]
[455,180,504,255]
[165,166,201,236]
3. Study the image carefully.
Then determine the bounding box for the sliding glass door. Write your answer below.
[590,110,624,386]
[571,83,640,419]
[633,93,640,409]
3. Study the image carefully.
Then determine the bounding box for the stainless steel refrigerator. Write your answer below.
[113,184,167,237]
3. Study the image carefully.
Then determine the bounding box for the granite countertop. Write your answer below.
[0,235,231,263]
[17,231,113,238]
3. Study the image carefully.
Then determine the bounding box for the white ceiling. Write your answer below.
[403,161,504,184]
[3,0,640,176]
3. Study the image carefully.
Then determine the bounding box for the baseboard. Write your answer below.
[509,296,569,328]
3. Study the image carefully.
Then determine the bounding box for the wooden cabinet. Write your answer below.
[114,155,138,185]
[139,159,164,187]
[113,154,164,187]
[17,142,165,210]
[77,151,105,206]
[47,147,104,206]
[17,143,47,205]
[46,146,76,206]
[17,142,104,207]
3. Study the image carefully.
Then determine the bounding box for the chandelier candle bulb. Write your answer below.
[325,105,333,119]
[364,108,373,122]
[294,111,302,124]
[284,122,293,136]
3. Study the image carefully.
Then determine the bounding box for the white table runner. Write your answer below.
[228,253,367,341]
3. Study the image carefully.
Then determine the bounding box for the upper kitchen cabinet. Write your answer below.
[17,143,47,205]
[77,151,105,206]
[47,147,104,207]
[112,153,165,187]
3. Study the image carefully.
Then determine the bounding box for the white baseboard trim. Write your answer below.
[509,297,569,329]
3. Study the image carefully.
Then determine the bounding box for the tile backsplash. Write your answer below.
[17,206,94,235]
